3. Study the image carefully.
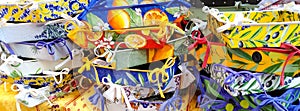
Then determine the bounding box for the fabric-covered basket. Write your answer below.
[206,8,300,48]
[79,57,180,99]
[208,64,300,96]
[0,0,89,22]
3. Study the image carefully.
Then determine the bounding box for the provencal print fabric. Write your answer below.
[197,74,300,111]
[208,10,300,48]
[0,0,89,22]
[208,64,300,96]
[195,43,300,77]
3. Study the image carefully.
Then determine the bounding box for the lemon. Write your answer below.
[143,8,169,26]
[107,10,130,33]
[124,34,147,49]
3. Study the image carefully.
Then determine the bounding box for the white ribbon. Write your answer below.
[94,42,124,64]
[11,84,53,111]
[0,55,23,76]
[0,18,7,28]
[203,6,257,33]
[42,68,70,84]
[55,49,84,70]
[102,77,133,111]
[45,14,83,26]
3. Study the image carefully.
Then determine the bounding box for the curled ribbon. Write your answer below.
[89,85,105,111]
[34,38,73,59]
[159,90,182,111]
[11,84,53,111]
[78,57,101,85]
[94,42,124,63]
[42,68,70,84]
[102,77,133,111]
[188,30,210,68]
[202,6,257,33]
[279,43,300,86]
[255,43,300,86]
[148,57,176,98]
[254,94,294,111]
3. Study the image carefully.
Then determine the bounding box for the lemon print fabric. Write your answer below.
[77,0,189,30]
[208,10,300,48]
[0,0,89,22]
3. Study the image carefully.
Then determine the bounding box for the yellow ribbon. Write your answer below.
[78,57,101,85]
[64,20,101,42]
[148,57,176,98]
[107,21,185,37]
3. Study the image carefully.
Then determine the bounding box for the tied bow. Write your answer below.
[148,57,176,98]
[42,68,70,84]
[11,84,53,111]
[254,94,294,111]
[159,90,182,111]
[256,43,300,86]
[102,77,133,111]
[89,85,105,111]
[78,57,102,85]
[35,38,73,59]
[1,55,23,67]
[279,43,300,86]
[165,0,191,8]
[188,30,210,68]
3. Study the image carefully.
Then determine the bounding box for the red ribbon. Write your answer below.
[256,43,300,86]
[188,30,210,68]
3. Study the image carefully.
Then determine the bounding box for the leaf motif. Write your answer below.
[124,79,128,85]
[256,40,268,44]
[35,68,42,74]
[126,72,139,84]
[292,58,300,65]
[87,13,104,27]
[243,96,257,108]
[125,9,143,27]
[204,80,224,99]
[250,27,263,39]
[249,41,257,47]
[262,62,283,73]
[228,48,252,61]
[115,78,123,85]
[107,73,112,80]
[226,48,233,59]
[10,70,19,78]
[250,64,259,71]
[231,60,248,65]
[240,31,251,38]
[286,24,299,40]
[138,73,145,86]
[270,25,280,31]
[290,37,300,43]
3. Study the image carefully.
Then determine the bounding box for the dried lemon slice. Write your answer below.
[143,8,169,26]
[124,34,147,49]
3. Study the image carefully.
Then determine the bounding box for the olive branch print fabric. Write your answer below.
[208,64,300,96]
[195,44,300,77]
[208,10,300,48]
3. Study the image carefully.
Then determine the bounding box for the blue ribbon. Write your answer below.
[197,94,228,111]
[77,0,101,20]
[254,94,294,111]
[33,38,73,59]
[165,0,191,8]
[212,64,266,93]
[1,42,15,55]
[159,90,182,111]
[89,85,105,111]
